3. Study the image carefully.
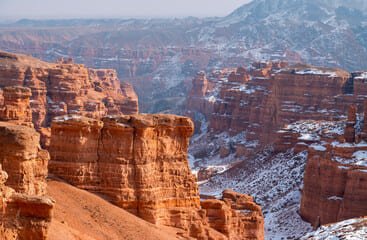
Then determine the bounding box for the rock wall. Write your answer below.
[0,121,53,239]
[48,114,264,239]
[300,105,367,228]
[187,63,367,157]
[0,122,49,195]
[0,84,54,239]
[300,145,367,227]
[201,190,264,240]
[0,51,138,130]
[0,163,54,240]
[0,86,32,126]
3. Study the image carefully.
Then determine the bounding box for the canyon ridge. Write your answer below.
[1,0,367,239]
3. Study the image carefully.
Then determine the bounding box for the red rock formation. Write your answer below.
[0,122,49,195]
[0,51,139,131]
[228,67,250,83]
[361,99,367,141]
[49,115,199,222]
[201,190,264,240]
[300,107,367,228]
[344,105,357,143]
[300,145,367,227]
[188,63,359,157]
[187,71,213,133]
[48,114,264,239]
[0,120,53,239]
[0,86,32,126]
[189,71,208,98]
[0,163,54,240]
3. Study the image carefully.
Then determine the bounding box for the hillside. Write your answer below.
[47,178,180,240]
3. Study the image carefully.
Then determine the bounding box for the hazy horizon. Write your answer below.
[0,0,252,20]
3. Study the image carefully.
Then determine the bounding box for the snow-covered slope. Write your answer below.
[199,148,312,239]
[204,0,367,71]
[301,217,367,239]
[194,119,349,239]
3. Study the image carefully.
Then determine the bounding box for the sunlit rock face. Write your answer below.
[0,51,139,131]
[0,86,33,127]
[48,114,265,240]
[0,123,53,240]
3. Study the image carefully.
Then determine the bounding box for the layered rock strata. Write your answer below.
[0,86,32,126]
[0,122,49,195]
[0,51,138,130]
[300,144,367,227]
[49,114,264,239]
[300,104,367,228]
[201,190,264,240]
[187,63,367,159]
[0,122,53,239]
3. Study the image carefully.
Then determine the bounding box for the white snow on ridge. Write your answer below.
[310,144,326,152]
[285,120,345,137]
[352,151,367,167]
[53,115,82,122]
[331,149,367,167]
[327,196,343,201]
[295,69,338,77]
[355,72,367,79]
[298,133,320,141]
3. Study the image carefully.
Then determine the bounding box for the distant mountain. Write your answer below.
[1,0,367,113]
[196,0,367,70]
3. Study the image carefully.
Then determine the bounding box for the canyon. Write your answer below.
[0,52,265,240]
[188,62,367,166]
[1,0,367,113]
[1,0,367,236]
[189,62,367,238]
[1,49,366,239]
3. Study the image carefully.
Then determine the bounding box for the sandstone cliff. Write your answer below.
[300,145,367,228]
[0,51,138,131]
[48,114,264,239]
[0,86,32,126]
[298,105,367,228]
[187,63,365,161]
[0,123,53,240]
[0,122,49,195]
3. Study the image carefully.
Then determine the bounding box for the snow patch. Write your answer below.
[295,69,337,77]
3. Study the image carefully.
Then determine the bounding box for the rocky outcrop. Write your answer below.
[187,63,367,159]
[0,121,53,239]
[48,114,264,239]
[201,190,264,240]
[0,51,139,131]
[0,163,54,240]
[344,105,357,143]
[0,122,49,195]
[300,144,367,228]
[300,104,367,228]
[0,86,32,126]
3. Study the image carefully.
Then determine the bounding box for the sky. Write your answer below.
[0,0,252,20]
